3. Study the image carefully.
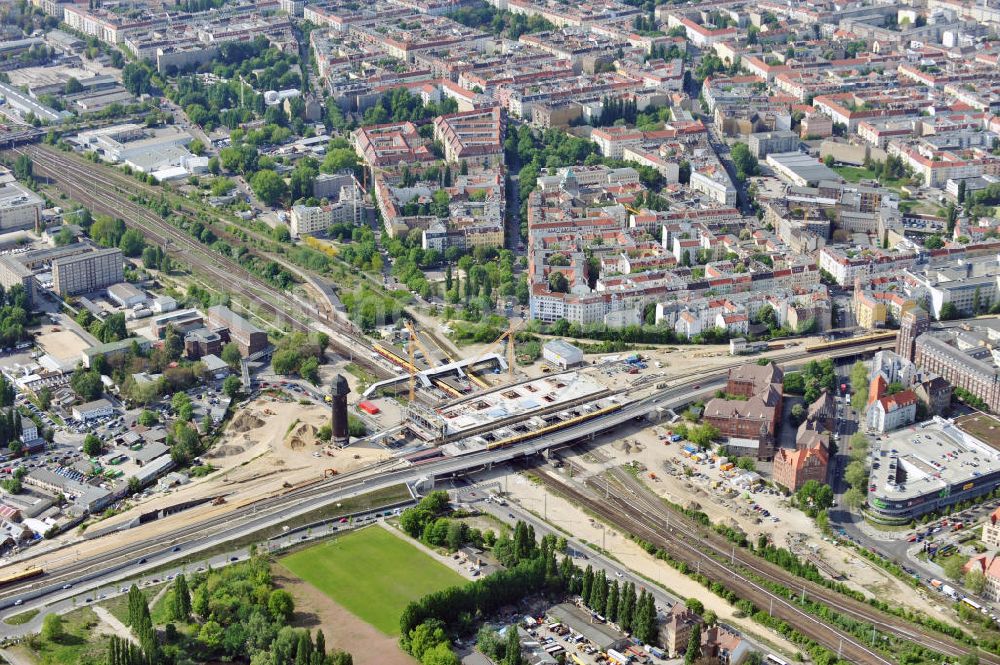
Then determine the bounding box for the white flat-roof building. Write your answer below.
[543,339,584,369]
[0,183,42,231]
[72,398,113,421]
[867,417,1000,523]
[151,295,177,313]
[107,282,146,308]
[766,151,841,187]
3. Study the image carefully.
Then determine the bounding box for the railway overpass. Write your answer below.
[0,336,894,611]
[362,352,507,397]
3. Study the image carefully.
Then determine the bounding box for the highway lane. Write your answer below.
[0,508,410,637]
[0,339,894,609]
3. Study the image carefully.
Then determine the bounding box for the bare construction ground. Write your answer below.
[17,396,393,571]
[497,418,960,629]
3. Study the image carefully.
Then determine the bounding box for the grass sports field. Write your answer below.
[280,526,465,635]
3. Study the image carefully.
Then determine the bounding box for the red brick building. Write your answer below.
[703,362,784,460]
[773,444,829,492]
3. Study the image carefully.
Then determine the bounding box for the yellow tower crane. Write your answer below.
[470,319,522,381]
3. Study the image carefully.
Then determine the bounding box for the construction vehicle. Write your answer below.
[324,468,339,478]
[212,496,226,506]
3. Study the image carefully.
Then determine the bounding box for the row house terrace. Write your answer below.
[887,142,1000,187]
[504,0,641,29]
[812,90,932,132]
[350,15,490,62]
[305,2,415,32]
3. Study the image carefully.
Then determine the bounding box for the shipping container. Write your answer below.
[358,401,380,415]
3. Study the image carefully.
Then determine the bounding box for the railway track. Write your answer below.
[603,470,993,663]
[532,468,892,664]
[531,467,996,665]
[11,145,395,381]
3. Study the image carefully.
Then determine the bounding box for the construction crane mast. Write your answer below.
[408,335,416,402]
[472,319,522,379]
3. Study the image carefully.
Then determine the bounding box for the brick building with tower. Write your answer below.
[703,362,784,460]
[897,307,929,362]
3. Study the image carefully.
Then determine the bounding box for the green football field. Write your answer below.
[280,526,466,635]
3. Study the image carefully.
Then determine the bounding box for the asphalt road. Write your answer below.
[0,507,402,638]
[0,341,892,617]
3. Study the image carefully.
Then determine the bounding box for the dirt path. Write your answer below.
[271,565,416,665]
[376,522,474,580]
[0,647,35,665]
[91,606,136,644]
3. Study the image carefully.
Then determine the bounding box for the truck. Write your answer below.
[942,584,959,599]
[644,645,666,659]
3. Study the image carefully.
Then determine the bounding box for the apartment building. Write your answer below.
[290,182,366,237]
[747,130,799,159]
[690,168,737,206]
[867,390,918,433]
[897,307,930,362]
[773,444,829,492]
[962,555,1000,603]
[433,107,505,167]
[915,331,1000,412]
[0,256,34,306]
[52,247,124,296]
[982,507,1000,550]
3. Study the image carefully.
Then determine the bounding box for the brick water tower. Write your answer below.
[331,374,350,447]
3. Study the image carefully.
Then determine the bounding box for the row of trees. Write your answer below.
[0,284,32,347]
[400,521,669,665]
[842,432,870,511]
[580,567,658,643]
[849,360,869,413]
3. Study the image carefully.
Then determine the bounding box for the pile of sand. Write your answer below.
[285,421,318,450]
[206,444,246,458]
[230,411,265,433]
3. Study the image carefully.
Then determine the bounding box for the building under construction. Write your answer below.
[400,371,621,456]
